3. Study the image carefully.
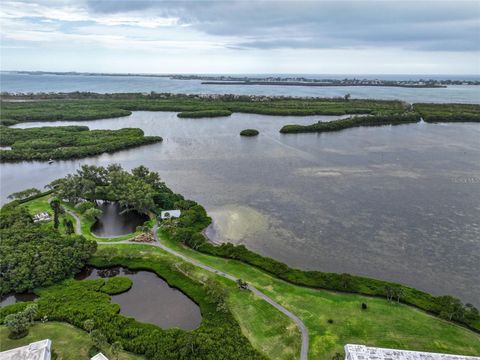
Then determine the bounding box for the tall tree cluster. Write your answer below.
[0,204,97,295]
[50,164,169,215]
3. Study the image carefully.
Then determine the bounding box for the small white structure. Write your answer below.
[0,339,52,360]
[91,353,109,360]
[33,212,51,223]
[160,209,181,220]
[345,344,480,360]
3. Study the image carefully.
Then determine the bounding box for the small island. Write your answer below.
[0,126,162,162]
[240,129,259,136]
[177,110,232,118]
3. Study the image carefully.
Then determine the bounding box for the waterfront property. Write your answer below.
[344,344,480,360]
[0,339,52,360]
[160,209,181,220]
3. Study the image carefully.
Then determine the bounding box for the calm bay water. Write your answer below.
[1,72,480,103]
[3,111,479,305]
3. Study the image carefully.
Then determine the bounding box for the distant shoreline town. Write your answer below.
[5,71,480,88]
[174,75,480,88]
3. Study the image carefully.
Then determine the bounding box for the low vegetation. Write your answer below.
[0,93,408,126]
[280,113,421,133]
[240,129,259,136]
[99,276,133,295]
[0,126,162,162]
[414,103,480,123]
[0,204,96,295]
[0,260,264,359]
[177,109,232,118]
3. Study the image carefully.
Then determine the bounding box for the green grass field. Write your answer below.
[0,322,144,360]
[154,234,480,359]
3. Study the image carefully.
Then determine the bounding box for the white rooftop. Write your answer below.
[90,353,109,360]
[160,209,181,220]
[345,345,480,360]
[0,339,52,360]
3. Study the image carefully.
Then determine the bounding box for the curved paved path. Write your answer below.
[66,208,309,360]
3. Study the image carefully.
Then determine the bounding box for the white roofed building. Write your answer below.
[345,344,480,360]
[160,209,181,220]
[0,339,52,360]
[90,353,109,360]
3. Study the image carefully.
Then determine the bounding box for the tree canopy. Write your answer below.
[0,204,97,295]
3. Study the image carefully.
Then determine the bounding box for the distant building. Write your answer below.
[160,209,181,220]
[33,212,51,222]
[91,353,109,360]
[0,339,52,360]
[345,344,480,360]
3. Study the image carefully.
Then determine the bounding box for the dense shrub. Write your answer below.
[75,201,96,214]
[0,204,97,295]
[0,126,162,162]
[0,257,265,360]
[280,113,421,134]
[99,277,132,295]
[413,103,480,123]
[177,110,232,118]
[240,129,259,136]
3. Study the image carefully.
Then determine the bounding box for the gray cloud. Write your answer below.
[31,0,480,52]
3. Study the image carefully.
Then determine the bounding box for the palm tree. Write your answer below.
[50,198,61,229]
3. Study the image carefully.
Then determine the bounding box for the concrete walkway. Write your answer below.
[67,208,309,360]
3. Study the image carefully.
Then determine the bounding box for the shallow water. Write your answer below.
[2,111,480,305]
[75,267,202,330]
[91,202,148,237]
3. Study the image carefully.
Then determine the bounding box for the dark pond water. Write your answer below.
[75,267,202,330]
[0,293,37,307]
[2,111,480,306]
[91,202,149,237]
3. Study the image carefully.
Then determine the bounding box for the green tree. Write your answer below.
[63,218,74,234]
[4,311,30,338]
[84,207,103,222]
[7,188,41,200]
[50,198,61,229]
[437,296,464,321]
[23,303,38,324]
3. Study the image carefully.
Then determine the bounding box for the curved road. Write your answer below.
[65,208,309,360]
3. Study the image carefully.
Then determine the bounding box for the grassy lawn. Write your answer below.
[95,244,300,360]
[154,233,480,359]
[23,195,76,235]
[0,322,144,360]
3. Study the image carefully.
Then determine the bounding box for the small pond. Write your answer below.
[75,267,202,330]
[91,202,149,237]
[0,293,37,307]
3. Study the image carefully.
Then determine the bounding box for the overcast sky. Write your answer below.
[1,0,479,74]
